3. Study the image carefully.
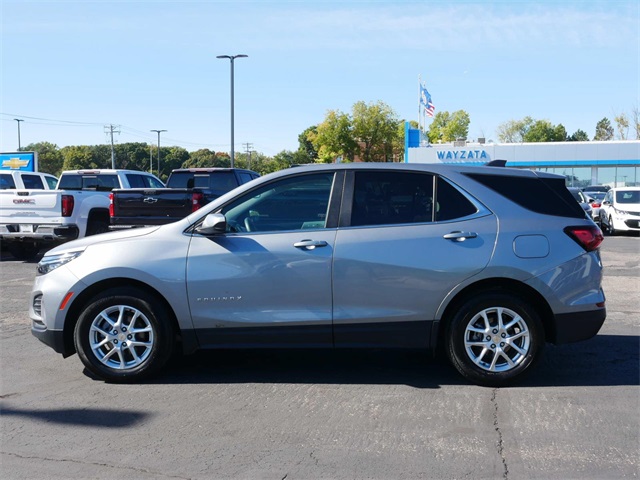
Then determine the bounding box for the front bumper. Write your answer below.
[31,326,71,356]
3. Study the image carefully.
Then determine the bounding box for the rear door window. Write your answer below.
[21,174,45,189]
[349,171,479,227]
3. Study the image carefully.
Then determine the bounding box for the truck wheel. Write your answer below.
[446,293,544,387]
[8,243,40,261]
[86,219,109,236]
[74,287,174,382]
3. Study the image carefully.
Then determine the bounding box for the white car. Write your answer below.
[599,187,640,235]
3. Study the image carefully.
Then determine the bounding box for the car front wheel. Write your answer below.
[74,287,174,382]
[607,215,617,236]
[446,293,543,387]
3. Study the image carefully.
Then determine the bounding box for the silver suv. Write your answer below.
[30,163,606,386]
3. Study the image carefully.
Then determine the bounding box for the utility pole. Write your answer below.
[150,130,167,177]
[104,124,120,169]
[14,119,24,151]
[243,142,253,170]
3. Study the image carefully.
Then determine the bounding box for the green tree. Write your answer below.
[427,110,470,143]
[22,142,63,176]
[352,101,400,162]
[298,126,319,163]
[496,117,535,143]
[60,145,94,171]
[160,146,190,181]
[594,118,614,141]
[568,129,589,141]
[183,149,220,168]
[523,120,567,142]
[310,110,358,163]
[114,143,153,171]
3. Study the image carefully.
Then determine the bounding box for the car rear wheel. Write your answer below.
[74,287,174,382]
[446,293,543,387]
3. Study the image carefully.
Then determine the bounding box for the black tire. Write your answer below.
[86,219,109,236]
[607,215,617,236]
[446,293,544,387]
[8,243,40,261]
[74,287,174,382]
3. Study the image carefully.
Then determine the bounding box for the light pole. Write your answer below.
[150,129,167,178]
[217,54,248,168]
[14,119,24,151]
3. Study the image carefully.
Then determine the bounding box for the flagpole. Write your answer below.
[418,75,422,133]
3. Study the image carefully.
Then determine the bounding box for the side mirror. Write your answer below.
[195,213,227,235]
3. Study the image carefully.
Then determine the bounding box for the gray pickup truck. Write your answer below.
[109,168,259,227]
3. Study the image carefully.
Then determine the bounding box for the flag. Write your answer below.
[420,83,435,117]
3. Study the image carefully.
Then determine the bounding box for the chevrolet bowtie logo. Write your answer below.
[143,197,159,204]
[2,158,30,169]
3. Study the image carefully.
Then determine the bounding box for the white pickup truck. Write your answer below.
[0,169,164,259]
[0,170,58,190]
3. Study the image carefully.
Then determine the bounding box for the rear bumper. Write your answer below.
[552,308,606,344]
[0,224,79,243]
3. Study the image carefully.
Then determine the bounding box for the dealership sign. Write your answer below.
[436,149,489,161]
[0,152,37,172]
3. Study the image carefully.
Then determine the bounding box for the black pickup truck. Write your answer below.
[109,168,259,227]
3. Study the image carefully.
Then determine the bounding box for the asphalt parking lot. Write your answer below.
[1,235,638,480]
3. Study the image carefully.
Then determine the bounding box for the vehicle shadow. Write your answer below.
[153,334,639,389]
[0,406,151,428]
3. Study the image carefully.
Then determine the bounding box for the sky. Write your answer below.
[1,0,638,157]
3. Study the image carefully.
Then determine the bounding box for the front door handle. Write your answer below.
[294,239,328,250]
[443,231,478,242]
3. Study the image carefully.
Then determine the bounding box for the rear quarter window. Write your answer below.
[465,173,585,218]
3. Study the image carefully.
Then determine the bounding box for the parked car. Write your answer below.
[587,191,607,221]
[30,163,606,387]
[598,187,640,235]
[583,185,610,194]
[567,187,593,218]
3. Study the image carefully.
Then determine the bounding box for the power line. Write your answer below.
[0,113,250,152]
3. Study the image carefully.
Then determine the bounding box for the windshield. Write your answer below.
[615,190,640,204]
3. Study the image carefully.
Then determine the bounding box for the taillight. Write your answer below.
[192,192,204,212]
[591,202,601,208]
[61,195,74,217]
[109,193,114,217]
[564,225,603,252]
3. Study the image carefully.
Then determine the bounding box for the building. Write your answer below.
[404,124,640,188]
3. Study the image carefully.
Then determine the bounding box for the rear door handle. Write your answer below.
[443,231,478,242]
[294,239,328,250]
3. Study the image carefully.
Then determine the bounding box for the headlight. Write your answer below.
[37,249,85,275]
